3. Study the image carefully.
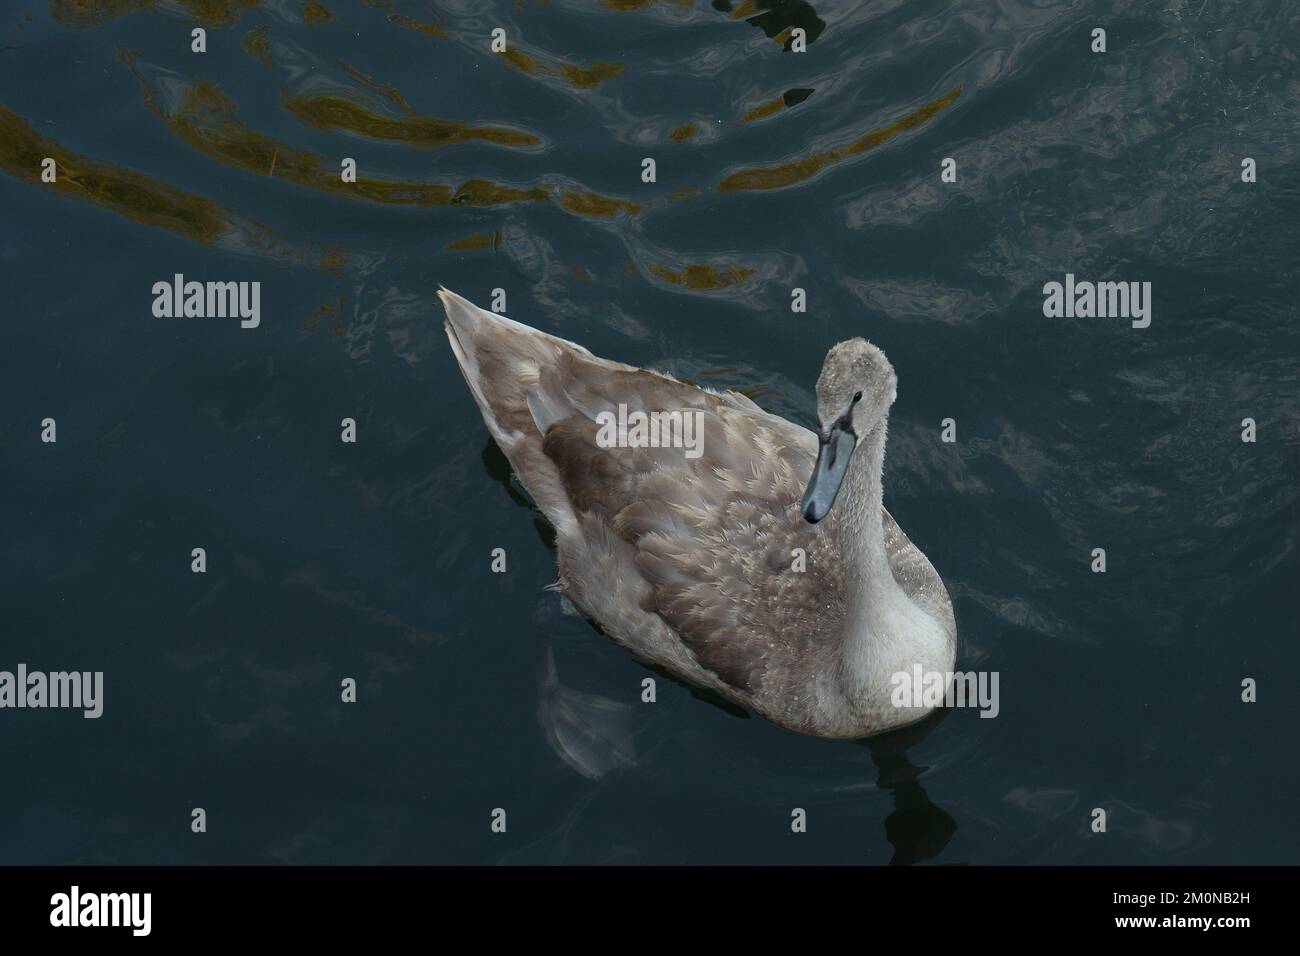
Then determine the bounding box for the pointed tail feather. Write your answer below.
[439,287,585,535]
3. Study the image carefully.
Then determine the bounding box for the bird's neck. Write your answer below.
[830,423,941,701]
[833,422,895,610]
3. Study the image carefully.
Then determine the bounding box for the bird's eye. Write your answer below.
[852,391,863,403]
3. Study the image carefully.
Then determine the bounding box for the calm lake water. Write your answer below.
[1,0,1297,865]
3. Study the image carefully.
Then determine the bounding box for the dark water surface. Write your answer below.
[1,0,1297,864]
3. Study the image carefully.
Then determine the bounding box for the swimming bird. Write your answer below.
[440,288,956,738]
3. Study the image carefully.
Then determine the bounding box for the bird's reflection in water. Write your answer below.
[534,632,639,781]
[861,715,958,865]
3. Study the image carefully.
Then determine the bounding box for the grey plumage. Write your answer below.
[441,288,956,739]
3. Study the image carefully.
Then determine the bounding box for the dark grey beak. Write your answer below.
[801,422,857,523]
